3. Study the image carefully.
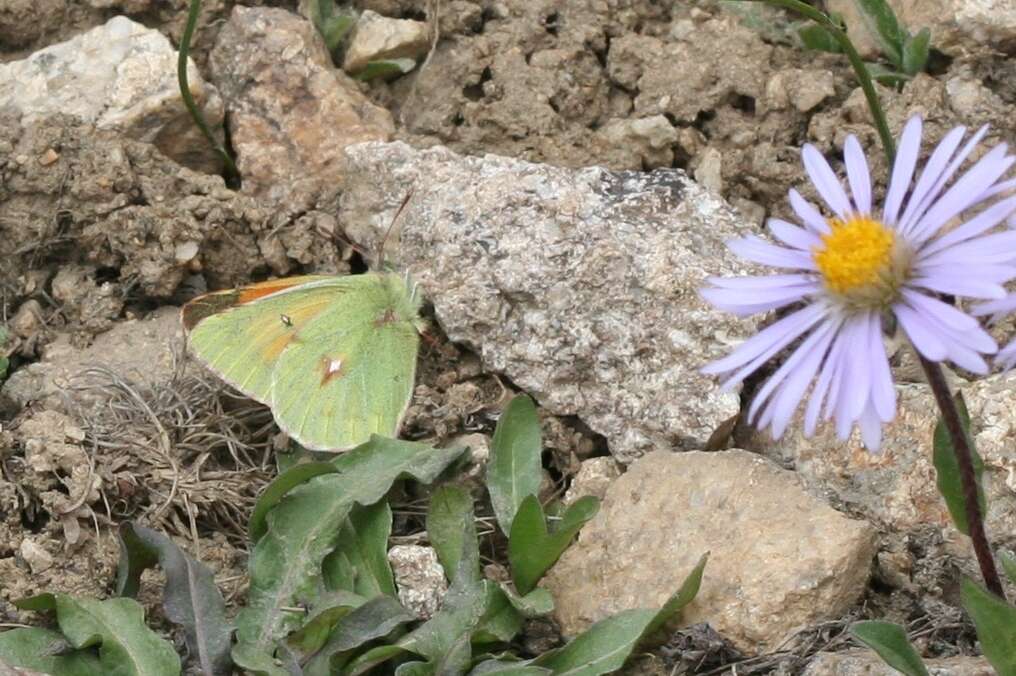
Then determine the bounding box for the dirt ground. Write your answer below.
[2,0,1015,673]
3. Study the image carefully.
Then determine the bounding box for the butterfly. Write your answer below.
[181,272,425,452]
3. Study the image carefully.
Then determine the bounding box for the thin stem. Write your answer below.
[919,357,1006,599]
[178,0,238,179]
[740,0,896,166]
[748,0,1006,598]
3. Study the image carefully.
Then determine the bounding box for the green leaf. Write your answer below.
[798,24,843,53]
[231,643,293,676]
[532,557,705,675]
[853,0,906,66]
[303,596,415,676]
[474,582,523,645]
[322,500,398,597]
[397,661,435,676]
[531,611,653,676]
[932,393,987,536]
[236,437,465,653]
[249,461,339,543]
[343,643,413,676]
[487,395,544,537]
[285,601,356,658]
[16,594,181,675]
[0,327,9,381]
[509,495,599,595]
[901,27,931,75]
[0,627,101,676]
[116,522,233,676]
[1000,551,1016,586]
[355,58,417,81]
[397,542,487,668]
[426,485,479,583]
[501,586,554,618]
[850,621,930,676]
[321,13,356,53]
[864,62,910,87]
[470,660,552,676]
[644,553,708,640]
[961,578,1016,675]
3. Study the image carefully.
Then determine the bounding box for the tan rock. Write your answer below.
[803,649,993,675]
[209,7,394,203]
[595,115,678,170]
[0,15,224,174]
[10,299,42,339]
[563,457,621,506]
[764,69,836,113]
[543,450,876,654]
[19,538,54,575]
[343,10,431,75]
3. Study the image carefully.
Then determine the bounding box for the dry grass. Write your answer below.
[63,345,276,550]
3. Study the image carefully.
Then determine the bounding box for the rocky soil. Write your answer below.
[2,0,1016,673]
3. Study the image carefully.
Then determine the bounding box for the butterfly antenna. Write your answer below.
[405,270,420,304]
[378,190,414,270]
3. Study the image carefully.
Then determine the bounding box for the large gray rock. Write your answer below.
[750,371,1016,562]
[210,7,394,205]
[803,649,993,675]
[0,15,223,173]
[339,141,756,461]
[542,450,876,654]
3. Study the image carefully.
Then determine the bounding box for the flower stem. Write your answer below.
[741,0,896,166]
[919,356,1006,599]
[179,0,238,180]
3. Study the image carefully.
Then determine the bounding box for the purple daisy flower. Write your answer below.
[970,176,1016,371]
[702,116,1016,450]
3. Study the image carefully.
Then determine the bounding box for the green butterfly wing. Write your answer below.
[271,273,422,450]
[183,275,339,404]
[185,273,423,451]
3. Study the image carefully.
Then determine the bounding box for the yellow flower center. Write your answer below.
[813,216,910,309]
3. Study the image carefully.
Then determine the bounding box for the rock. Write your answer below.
[339,141,756,462]
[10,300,43,339]
[17,411,101,515]
[764,69,836,113]
[443,433,490,487]
[828,0,1016,57]
[563,457,621,506]
[803,650,993,675]
[18,538,54,575]
[50,264,124,336]
[606,17,770,123]
[0,113,340,301]
[692,147,723,195]
[388,544,447,620]
[1,307,182,413]
[343,10,431,75]
[209,6,394,205]
[595,116,678,170]
[542,450,876,654]
[0,16,224,174]
[748,371,1016,557]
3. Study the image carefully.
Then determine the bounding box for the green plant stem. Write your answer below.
[751,0,1006,599]
[920,358,1006,599]
[743,0,895,166]
[179,0,238,179]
